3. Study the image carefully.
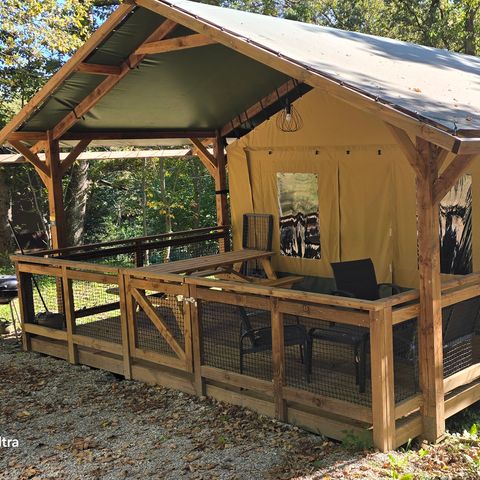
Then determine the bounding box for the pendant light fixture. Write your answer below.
[276,97,303,133]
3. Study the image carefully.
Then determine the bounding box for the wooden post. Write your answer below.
[45,132,67,249]
[189,284,206,395]
[118,273,132,379]
[61,266,78,364]
[370,306,395,451]
[213,132,230,252]
[416,137,445,442]
[271,298,287,421]
[15,266,33,351]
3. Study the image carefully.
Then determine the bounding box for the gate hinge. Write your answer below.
[184,297,197,307]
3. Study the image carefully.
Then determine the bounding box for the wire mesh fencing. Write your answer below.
[72,279,122,344]
[200,300,273,381]
[133,290,185,358]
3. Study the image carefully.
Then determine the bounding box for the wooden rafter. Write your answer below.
[59,139,92,176]
[9,140,49,180]
[135,33,216,55]
[385,123,422,176]
[433,154,477,203]
[220,79,298,137]
[190,137,217,176]
[49,19,178,142]
[0,3,135,145]
[7,132,47,142]
[131,288,186,361]
[76,63,122,76]
[59,130,215,141]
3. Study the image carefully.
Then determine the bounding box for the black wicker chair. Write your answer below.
[307,259,400,393]
[239,307,311,379]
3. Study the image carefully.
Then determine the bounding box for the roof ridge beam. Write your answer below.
[49,19,178,142]
[135,33,216,55]
[0,3,135,146]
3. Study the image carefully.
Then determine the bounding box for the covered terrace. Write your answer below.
[3,0,480,452]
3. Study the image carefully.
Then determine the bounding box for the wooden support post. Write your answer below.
[271,298,287,421]
[370,306,395,451]
[213,132,230,252]
[124,275,138,357]
[15,266,33,351]
[61,267,78,364]
[45,133,66,249]
[189,285,205,395]
[416,137,445,442]
[118,273,132,379]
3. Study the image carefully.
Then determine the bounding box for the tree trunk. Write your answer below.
[464,7,476,55]
[0,167,12,265]
[64,159,90,246]
[158,158,172,260]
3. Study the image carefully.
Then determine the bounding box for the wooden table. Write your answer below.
[131,250,303,288]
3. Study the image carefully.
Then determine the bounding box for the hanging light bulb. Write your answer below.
[276,97,303,132]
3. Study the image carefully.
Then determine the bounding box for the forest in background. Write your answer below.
[1,0,480,267]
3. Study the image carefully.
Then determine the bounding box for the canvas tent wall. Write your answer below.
[228,88,479,289]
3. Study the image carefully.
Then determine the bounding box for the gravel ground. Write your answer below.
[1,336,479,479]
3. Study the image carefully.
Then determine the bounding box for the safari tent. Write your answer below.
[3,0,480,452]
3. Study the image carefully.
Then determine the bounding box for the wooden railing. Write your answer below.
[11,250,480,452]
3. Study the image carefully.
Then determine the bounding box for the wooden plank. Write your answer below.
[77,349,124,375]
[201,365,273,395]
[433,154,477,203]
[221,79,298,137]
[190,137,217,176]
[279,300,370,327]
[395,395,423,420]
[16,263,61,277]
[125,277,138,356]
[181,284,194,374]
[287,406,371,443]
[189,285,205,395]
[65,269,116,284]
[444,381,480,419]
[76,63,123,75]
[135,0,459,153]
[131,362,195,395]
[386,123,422,176]
[8,131,47,141]
[206,384,275,417]
[11,255,120,274]
[59,139,92,176]
[135,33,216,55]
[9,140,49,181]
[416,138,445,442]
[370,307,395,452]
[444,363,480,394]
[24,323,68,341]
[271,298,286,421]
[60,130,216,141]
[30,336,68,360]
[72,334,123,356]
[118,274,132,379]
[128,278,184,295]
[283,387,373,424]
[15,267,33,350]
[51,19,178,140]
[131,347,186,371]
[441,284,480,308]
[0,3,135,145]
[394,414,423,449]
[195,287,270,309]
[392,303,420,325]
[455,137,480,155]
[131,287,186,361]
[62,267,78,364]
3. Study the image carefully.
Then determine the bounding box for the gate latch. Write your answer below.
[184,297,197,307]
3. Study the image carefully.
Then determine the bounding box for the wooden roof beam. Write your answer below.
[9,140,49,183]
[76,63,123,76]
[135,33,216,55]
[0,3,135,146]
[49,19,178,142]
[60,130,215,140]
[190,137,217,176]
[220,79,298,137]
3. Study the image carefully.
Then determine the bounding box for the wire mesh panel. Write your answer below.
[30,274,64,318]
[393,319,419,401]
[444,337,474,378]
[200,300,273,381]
[72,279,122,344]
[286,316,372,407]
[133,291,185,357]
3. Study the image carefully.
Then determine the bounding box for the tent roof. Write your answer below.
[2,0,480,152]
